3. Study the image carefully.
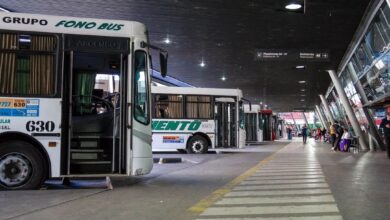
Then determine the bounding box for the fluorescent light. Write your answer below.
[300,99,305,102]
[296,65,305,69]
[285,3,302,10]
[301,89,306,92]
[298,80,306,84]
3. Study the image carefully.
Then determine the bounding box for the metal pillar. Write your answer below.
[320,94,335,125]
[315,107,326,128]
[316,105,329,127]
[328,70,369,151]
[347,63,385,150]
[291,112,299,132]
[302,112,309,126]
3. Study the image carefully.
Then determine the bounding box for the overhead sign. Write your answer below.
[256,49,330,61]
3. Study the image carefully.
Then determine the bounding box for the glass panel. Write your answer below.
[154,94,183,118]
[134,51,149,124]
[0,33,56,96]
[186,95,212,119]
[360,51,390,101]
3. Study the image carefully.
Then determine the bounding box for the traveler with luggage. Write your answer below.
[332,122,344,151]
[339,127,352,152]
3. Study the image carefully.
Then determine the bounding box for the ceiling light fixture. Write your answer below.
[200,60,206,67]
[221,76,226,81]
[298,80,306,84]
[296,65,305,69]
[285,3,302,10]
[164,37,171,44]
[300,99,305,102]
[301,89,306,92]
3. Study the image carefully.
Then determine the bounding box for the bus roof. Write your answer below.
[151,86,243,98]
[0,12,147,38]
[244,104,260,113]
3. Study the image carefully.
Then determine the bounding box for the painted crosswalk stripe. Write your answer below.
[200,204,340,216]
[233,183,329,191]
[255,169,322,173]
[252,172,323,177]
[241,178,325,185]
[196,215,343,220]
[215,195,335,205]
[246,175,324,180]
[225,189,332,197]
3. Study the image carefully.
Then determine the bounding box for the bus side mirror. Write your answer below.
[160,52,168,77]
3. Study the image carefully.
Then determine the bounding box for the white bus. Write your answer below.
[0,13,168,189]
[244,104,263,143]
[151,86,246,153]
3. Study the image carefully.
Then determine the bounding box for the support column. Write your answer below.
[315,107,326,128]
[316,105,329,127]
[347,63,385,150]
[302,112,309,126]
[291,112,298,131]
[328,70,369,151]
[320,94,335,125]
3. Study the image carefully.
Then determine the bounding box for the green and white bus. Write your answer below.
[0,12,167,189]
[151,86,246,153]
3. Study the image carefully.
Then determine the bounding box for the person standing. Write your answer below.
[301,124,308,144]
[380,112,390,158]
[329,123,336,146]
[332,122,344,151]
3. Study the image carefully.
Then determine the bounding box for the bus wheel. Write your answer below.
[0,141,46,190]
[187,136,208,154]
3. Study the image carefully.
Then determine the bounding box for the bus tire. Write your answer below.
[0,141,46,190]
[187,136,208,154]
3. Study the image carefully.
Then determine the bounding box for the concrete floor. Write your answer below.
[0,139,389,220]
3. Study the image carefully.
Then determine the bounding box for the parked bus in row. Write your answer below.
[151,86,246,153]
[244,104,263,143]
[0,12,167,189]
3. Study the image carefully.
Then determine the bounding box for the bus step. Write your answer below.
[71,160,111,165]
[70,160,112,174]
[70,149,104,153]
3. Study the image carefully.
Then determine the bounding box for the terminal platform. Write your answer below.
[1,139,389,220]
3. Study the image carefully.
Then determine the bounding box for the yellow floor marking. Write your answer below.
[187,145,287,213]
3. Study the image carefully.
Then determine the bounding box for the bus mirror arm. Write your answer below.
[141,41,168,77]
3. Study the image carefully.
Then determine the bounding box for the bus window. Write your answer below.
[134,51,149,124]
[0,33,57,96]
[154,94,183,118]
[186,96,212,119]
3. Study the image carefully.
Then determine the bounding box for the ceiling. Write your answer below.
[0,0,371,111]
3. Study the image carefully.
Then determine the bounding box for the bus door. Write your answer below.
[261,113,272,141]
[245,113,258,142]
[62,36,130,175]
[215,98,237,148]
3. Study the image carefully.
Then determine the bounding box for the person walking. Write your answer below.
[301,124,308,144]
[380,112,390,158]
